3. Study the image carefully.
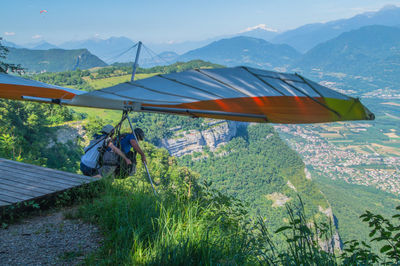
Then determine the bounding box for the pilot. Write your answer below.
[114,128,147,178]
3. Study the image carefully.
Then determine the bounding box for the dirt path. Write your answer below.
[0,208,102,265]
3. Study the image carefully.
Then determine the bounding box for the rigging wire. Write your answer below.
[103,42,173,67]
[142,44,173,66]
[103,42,139,64]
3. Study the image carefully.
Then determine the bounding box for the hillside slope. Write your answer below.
[5,47,107,73]
[178,123,332,231]
[179,36,301,70]
[60,37,136,63]
[294,25,400,87]
[272,5,400,52]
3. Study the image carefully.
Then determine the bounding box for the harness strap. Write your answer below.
[94,111,129,169]
[84,135,106,154]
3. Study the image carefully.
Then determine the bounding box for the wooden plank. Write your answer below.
[0,165,81,187]
[0,160,88,182]
[0,183,46,198]
[0,162,93,183]
[0,193,20,204]
[0,169,73,190]
[0,188,32,201]
[0,159,93,182]
[0,164,78,185]
[0,174,69,191]
[0,158,99,209]
[0,179,55,194]
[0,170,76,189]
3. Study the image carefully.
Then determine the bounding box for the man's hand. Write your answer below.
[141,156,147,164]
[125,158,132,165]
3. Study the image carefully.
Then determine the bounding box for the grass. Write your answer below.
[69,72,160,123]
[85,73,158,90]
[71,106,122,122]
[75,177,255,265]
[73,175,400,265]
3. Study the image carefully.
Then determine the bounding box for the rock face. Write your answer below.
[266,192,291,207]
[47,122,85,148]
[319,205,344,251]
[161,120,247,157]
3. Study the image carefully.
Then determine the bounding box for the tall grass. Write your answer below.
[74,173,400,265]
[76,177,255,265]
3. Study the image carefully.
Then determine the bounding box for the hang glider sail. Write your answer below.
[0,66,374,124]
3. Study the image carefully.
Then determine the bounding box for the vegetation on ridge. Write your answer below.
[69,143,400,265]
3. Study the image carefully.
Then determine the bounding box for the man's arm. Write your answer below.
[108,142,132,165]
[130,139,147,164]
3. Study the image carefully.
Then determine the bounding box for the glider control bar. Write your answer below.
[141,106,268,121]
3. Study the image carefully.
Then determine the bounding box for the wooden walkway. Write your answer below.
[0,158,98,208]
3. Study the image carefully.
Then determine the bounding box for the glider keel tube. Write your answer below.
[70,93,142,111]
[22,95,72,105]
[141,106,268,122]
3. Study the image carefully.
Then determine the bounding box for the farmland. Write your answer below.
[275,99,400,195]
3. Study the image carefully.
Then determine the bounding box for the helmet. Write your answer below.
[134,128,145,141]
[101,124,114,134]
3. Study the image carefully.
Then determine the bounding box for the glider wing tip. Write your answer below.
[363,106,375,121]
[368,112,375,120]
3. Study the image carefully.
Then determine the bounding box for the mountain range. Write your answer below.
[296,25,400,71]
[270,5,400,52]
[3,5,400,76]
[5,5,400,62]
[59,36,136,63]
[4,48,107,73]
[294,25,400,89]
[4,24,400,78]
[178,36,300,70]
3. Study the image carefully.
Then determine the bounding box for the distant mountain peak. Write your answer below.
[179,35,300,70]
[380,4,399,11]
[240,24,278,33]
[271,4,400,52]
[5,47,107,72]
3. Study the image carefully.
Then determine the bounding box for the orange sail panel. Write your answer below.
[0,73,81,100]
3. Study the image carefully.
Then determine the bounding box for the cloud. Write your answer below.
[4,32,15,36]
[32,34,43,39]
[240,24,278,33]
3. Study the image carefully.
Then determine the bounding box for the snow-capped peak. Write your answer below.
[240,24,278,33]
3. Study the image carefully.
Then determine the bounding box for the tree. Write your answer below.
[0,37,22,74]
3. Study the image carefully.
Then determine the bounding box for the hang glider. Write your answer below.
[0,66,374,124]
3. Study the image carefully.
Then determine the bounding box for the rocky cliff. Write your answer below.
[160,120,247,157]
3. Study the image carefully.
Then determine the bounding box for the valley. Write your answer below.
[275,113,400,195]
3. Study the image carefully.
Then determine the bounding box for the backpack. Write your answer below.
[101,149,119,166]
[84,133,116,169]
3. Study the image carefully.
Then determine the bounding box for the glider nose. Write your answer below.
[363,105,375,120]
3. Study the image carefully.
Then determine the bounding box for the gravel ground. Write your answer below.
[0,209,102,265]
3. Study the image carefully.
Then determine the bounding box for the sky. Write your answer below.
[1,0,400,45]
